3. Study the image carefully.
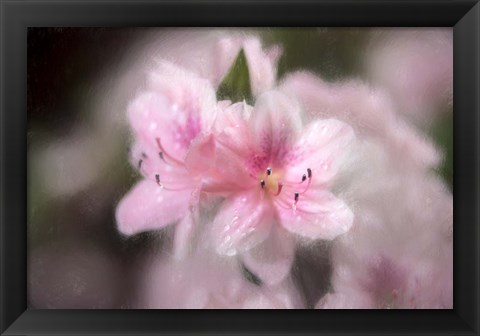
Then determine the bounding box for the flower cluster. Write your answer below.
[115,33,452,309]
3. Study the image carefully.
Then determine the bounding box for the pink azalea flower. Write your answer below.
[115,61,218,257]
[209,90,355,285]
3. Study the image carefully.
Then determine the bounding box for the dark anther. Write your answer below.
[266,167,272,176]
[260,179,266,189]
[241,263,262,286]
[307,168,312,178]
[302,174,307,182]
[141,152,148,159]
[138,159,143,169]
[159,152,164,160]
[155,174,160,185]
[294,192,299,202]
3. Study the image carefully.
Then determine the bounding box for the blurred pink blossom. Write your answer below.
[280,68,452,309]
[313,132,452,309]
[280,71,441,170]
[214,36,282,95]
[364,29,453,124]
[139,30,280,94]
[136,248,304,309]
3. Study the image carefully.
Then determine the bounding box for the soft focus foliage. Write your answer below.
[28,28,452,309]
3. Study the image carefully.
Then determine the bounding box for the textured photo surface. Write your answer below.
[28,28,453,309]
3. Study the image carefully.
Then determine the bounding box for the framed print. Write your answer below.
[1,0,479,335]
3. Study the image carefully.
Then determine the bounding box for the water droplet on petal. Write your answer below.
[149,122,157,131]
[322,163,329,171]
[225,247,236,257]
[329,212,338,220]
[231,216,239,227]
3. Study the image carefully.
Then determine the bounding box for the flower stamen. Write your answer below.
[156,137,185,167]
[152,172,192,191]
[293,192,299,211]
[136,154,192,191]
[299,168,312,194]
[280,168,313,194]
[269,182,283,196]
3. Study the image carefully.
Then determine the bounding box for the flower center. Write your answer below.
[258,166,313,209]
[259,167,283,193]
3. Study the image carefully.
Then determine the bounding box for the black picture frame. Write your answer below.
[1,0,479,335]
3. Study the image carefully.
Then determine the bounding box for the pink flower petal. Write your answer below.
[214,100,252,133]
[127,91,172,152]
[242,38,279,95]
[286,119,355,185]
[184,133,216,176]
[249,91,303,167]
[279,71,337,118]
[171,186,202,260]
[148,60,218,131]
[115,179,192,236]
[242,225,295,286]
[207,102,257,192]
[128,61,217,161]
[127,91,197,163]
[214,36,281,95]
[211,190,274,256]
[277,189,353,240]
[204,143,255,192]
[172,206,199,260]
[149,60,217,128]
